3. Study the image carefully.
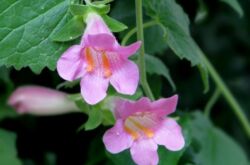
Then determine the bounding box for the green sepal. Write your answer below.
[70,4,90,17]
[102,15,128,32]
[92,0,114,5]
[52,16,85,42]
[70,3,110,17]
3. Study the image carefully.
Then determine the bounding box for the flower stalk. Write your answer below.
[135,0,155,100]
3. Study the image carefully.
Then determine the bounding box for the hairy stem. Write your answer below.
[135,0,155,100]
[204,88,221,116]
[202,54,250,138]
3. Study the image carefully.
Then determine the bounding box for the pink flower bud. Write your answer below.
[8,86,79,115]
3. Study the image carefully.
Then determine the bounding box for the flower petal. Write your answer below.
[130,139,158,165]
[57,45,86,81]
[8,86,79,115]
[154,118,185,151]
[151,95,178,116]
[110,60,139,95]
[114,97,151,119]
[86,34,116,50]
[103,119,133,153]
[117,41,141,58]
[80,73,109,105]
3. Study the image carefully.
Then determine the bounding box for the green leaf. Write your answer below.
[143,0,209,91]
[220,0,243,17]
[102,15,127,32]
[52,16,85,42]
[144,25,168,54]
[102,109,115,126]
[0,0,72,73]
[189,112,249,165]
[145,54,176,91]
[0,105,18,122]
[0,129,22,165]
[83,107,103,131]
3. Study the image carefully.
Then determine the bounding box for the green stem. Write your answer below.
[204,88,221,117]
[121,20,158,46]
[135,0,155,100]
[202,54,250,138]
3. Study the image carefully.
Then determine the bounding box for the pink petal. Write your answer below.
[84,13,111,35]
[114,97,151,119]
[154,118,185,151]
[8,86,79,115]
[80,73,109,105]
[103,119,133,153]
[86,33,116,50]
[151,95,178,116]
[130,139,159,165]
[117,41,141,58]
[57,45,86,81]
[110,60,139,95]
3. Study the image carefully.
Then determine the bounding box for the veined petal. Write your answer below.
[80,73,109,105]
[117,41,141,58]
[110,60,139,95]
[154,118,185,151]
[130,139,158,165]
[151,95,178,116]
[57,45,86,81]
[103,119,133,153]
[86,34,116,50]
[114,97,151,119]
[81,12,112,45]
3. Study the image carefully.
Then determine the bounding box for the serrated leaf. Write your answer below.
[190,112,249,165]
[145,54,176,91]
[0,129,22,165]
[220,0,243,17]
[143,0,209,91]
[0,0,73,73]
[52,16,85,42]
[102,15,127,32]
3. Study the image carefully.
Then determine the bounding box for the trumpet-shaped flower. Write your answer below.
[103,95,185,165]
[57,12,141,105]
[8,86,79,115]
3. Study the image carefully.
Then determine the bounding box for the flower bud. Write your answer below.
[8,86,79,115]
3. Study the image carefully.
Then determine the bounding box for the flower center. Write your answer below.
[124,112,155,140]
[84,47,112,78]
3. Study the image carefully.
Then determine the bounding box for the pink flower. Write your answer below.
[8,86,79,115]
[103,95,185,165]
[57,12,141,105]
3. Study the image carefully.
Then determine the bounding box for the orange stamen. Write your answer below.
[128,118,154,138]
[102,52,112,78]
[124,126,140,140]
[85,47,95,72]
